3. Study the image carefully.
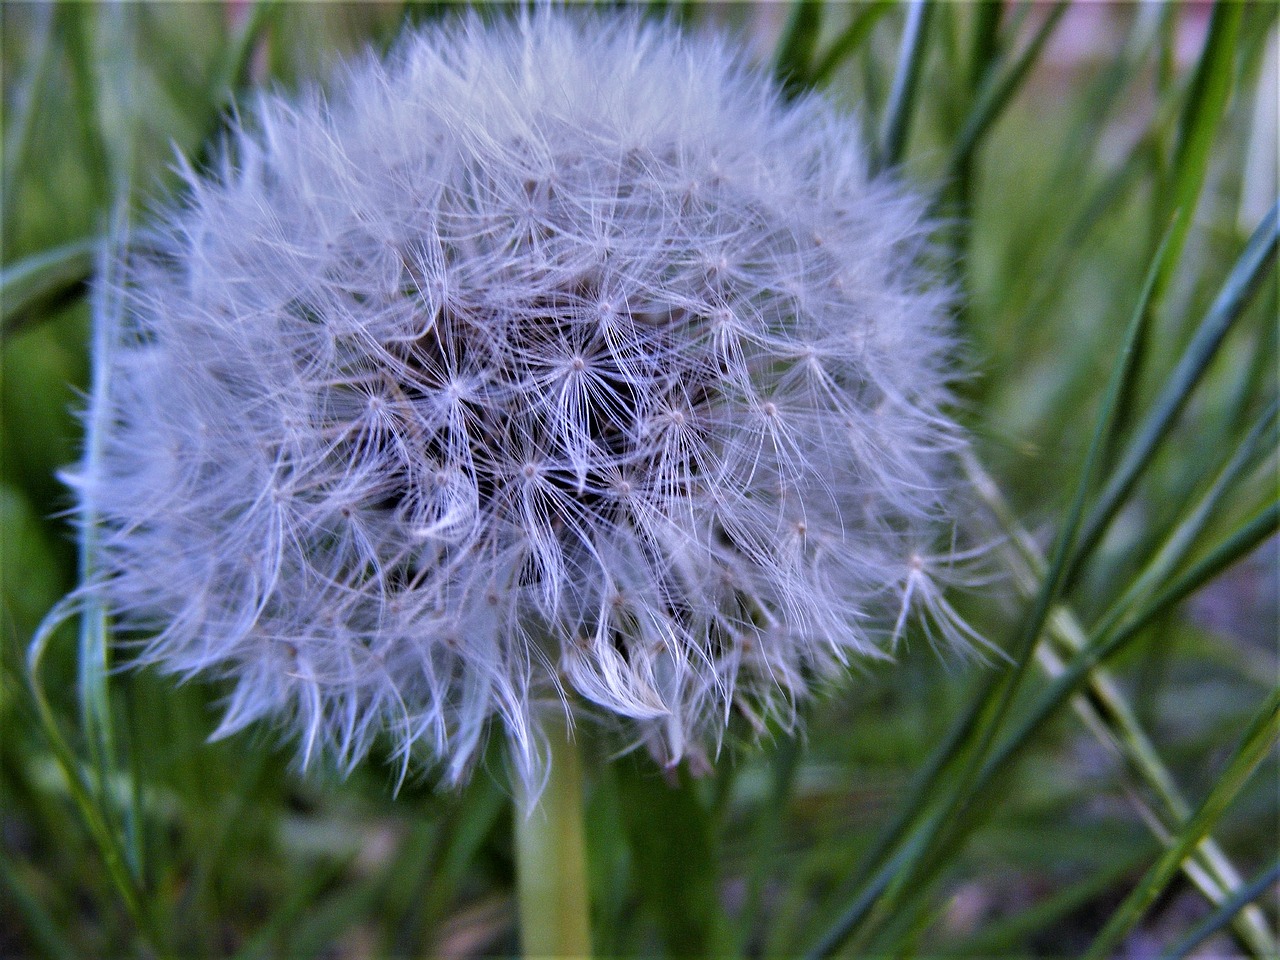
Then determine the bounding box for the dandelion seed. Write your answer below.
[74,11,975,792]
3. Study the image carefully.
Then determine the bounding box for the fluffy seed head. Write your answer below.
[79,12,968,789]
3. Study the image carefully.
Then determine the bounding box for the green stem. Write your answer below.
[515,714,592,959]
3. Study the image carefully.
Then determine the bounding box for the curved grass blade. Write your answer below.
[0,238,98,337]
[1159,858,1280,960]
[26,596,170,957]
[1083,685,1280,960]
[1,3,57,235]
[970,449,1279,957]
[878,0,933,172]
[1070,201,1279,576]
[1153,1,1245,308]
[774,0,824,98]
[800,184,1181,960]
[947,0,1069,175]
[808,0,893,88]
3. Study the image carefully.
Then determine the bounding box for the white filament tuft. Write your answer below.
[76,11,974,791]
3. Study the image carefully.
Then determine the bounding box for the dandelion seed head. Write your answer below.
[81,11,972,790]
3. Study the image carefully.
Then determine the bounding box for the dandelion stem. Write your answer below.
[515,714,592,960]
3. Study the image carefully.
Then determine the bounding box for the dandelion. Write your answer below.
[74,10,969,794]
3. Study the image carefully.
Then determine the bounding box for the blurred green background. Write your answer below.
[2,2,1277,958]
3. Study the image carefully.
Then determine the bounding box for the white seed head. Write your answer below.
[79,12,970,790]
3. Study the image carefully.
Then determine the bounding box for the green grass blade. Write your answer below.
[808,0,893,87]
[800,187,1178,960]
[1083,685,1280,960]
[982,502,1279,805]
[58,5,110,207]
[1072,201,1279,574]
[1154,1,1245,306]
[1098,400,1278,633]
[878,0,933,170]
[970,450,1279,957]
[1160,858,1280,960]
[0,238,98,336]
[1,3,57,237]
[947,0,1069,174]
[968,1,1002,81]
[774,0,824,97]
[25,597,169,956]
[620,760,723,957]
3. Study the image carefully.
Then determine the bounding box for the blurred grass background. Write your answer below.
[1,2,1277,958]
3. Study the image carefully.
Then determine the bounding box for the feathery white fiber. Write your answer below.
[77,11,970,790]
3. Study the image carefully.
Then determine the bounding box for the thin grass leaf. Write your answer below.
[774,0,824,97]
[1071,201,1280,575]
[1083,685,1280,960]
[1100,400,1278,630]
[808,0,893,87]
[969,449,1279,957]
[74,218,148,892]
[58,5,109,207]
[25,596,169,957]
[1160,858,1280,960]
[620,760,723,957]
[1,3,57,236]
[866,503,1280,957]
[967,1,1002,89]
[0,238,98,336]
[1154,1,1245,308]
[801,224,1187,957]
[947,0,1069,174]
[981,502,1280,808]
[878,0,932,171]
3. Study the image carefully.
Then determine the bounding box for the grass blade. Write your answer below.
[948,0,1069,174]
[1083,685,1280,960]
[1,3,57,237]
[774,0,824,97]
[0,238,98,336]
[878,0,933,171]
[1154,1,1245,307]
[800,180,1180,960]
[1071,201,1279,574]
[1160,858,1280,960]
[808,0,893,87]
[970,449,1279,957]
